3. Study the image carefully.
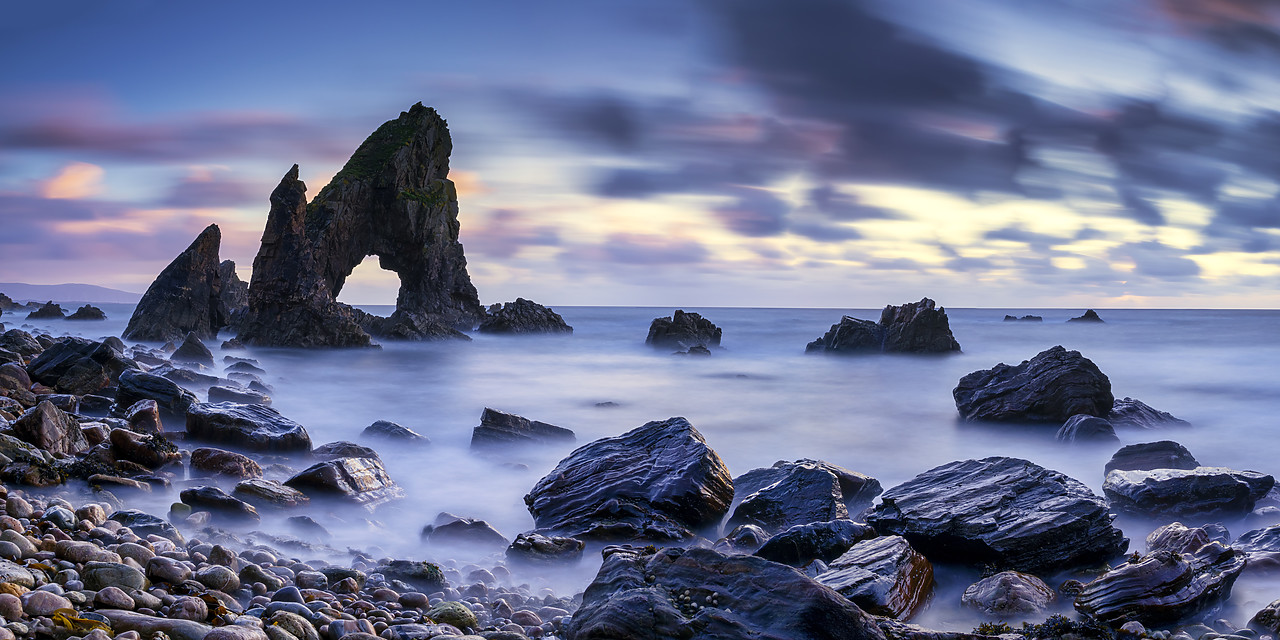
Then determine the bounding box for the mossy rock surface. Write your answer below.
[426,601,477,630]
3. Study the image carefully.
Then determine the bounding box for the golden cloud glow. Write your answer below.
[41,162,104,200]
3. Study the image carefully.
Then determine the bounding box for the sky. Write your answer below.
[3,0,1280,308]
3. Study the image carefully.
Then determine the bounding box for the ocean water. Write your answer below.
[8,304,1280,629]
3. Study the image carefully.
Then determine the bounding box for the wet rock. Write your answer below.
[1075,542,1246,626]
[715,523,771,554]
[27,336,134,396]
[186,402,312,452]
[180,485,260,522]
[115,370,198,422]
[233,478,310,509]
[753,519,877,567]
[361,420,429,444]
[960,571,1054,617]
[1056,414,1119,444]
[505,533,585,566]
[1108,397,1192,429]
[124,399,162,434]
[1103,467,1275,518]
[471,408,575,451]
[1148,523,1214,556]
[524,417,733,542]
[284,456,404,507]
[208,385,271,405]
[806,298,960,354]
[952,345,1114,423]
[12,400,88,456]
[219,259,249,316]
[82,561,147,591]
[738,460,881,511]
[1250,598,1280,635]
[728,466,848,533]
[191,447,262,478]
[479,299,573,334]
[150,363,221,390]
[25,302,65,320]
[815,535,934,619]
[1068,309,1105,323]
[312,440,379,460]
[563,545,885,640]
[425,514,508,549]
[225,361,265,375]
[171,332,215,366]
[239,105,486,347]
[109,428,179,468]
[867,457,1128,573]
[94,585,134,610]
[1232,524,1280,571]
[66,304,107,321]
[0,560,34,587]
[97,609,212,640]
[377,560,445,592]
[1106,441,1200,474]
[646,310,722,350]
[426,601,478,630]
[22,589,71,615]
[0,329,43,361]
[110,510,183,544]
[123,224,231,342]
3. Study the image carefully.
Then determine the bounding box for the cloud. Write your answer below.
[789,222,862,243]
[461,209,561,259]
[1111,240,1203,279]
[40,162,104,199]
[807,184,899,221]
[601,233,710,265]
[713,188,790,237]
[984,226,1072,249]
[160,170,262,208]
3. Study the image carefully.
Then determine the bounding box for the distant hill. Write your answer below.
[0,283,143,304]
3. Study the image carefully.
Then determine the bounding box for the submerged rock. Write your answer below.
[233,478,309,510]
[805,298,960,354]
[961,571,1055,618]
[1108,397,1191,429]
[524,417,733,542]
[284,456,404,507]
[471,408,574,451]
[506,532,585,566]
[479,298,572,334]
[753,520,876,567]
[1074,542,1245,626]
[1004,315,1042,322]
[815,535,934,619]
[190,447,262,479]
[1055,414,1119,444]
[179,485,260,523]
[25,302,65,319]
[866,457,1127,573]
[238,104,485,347]
[423,514,508,549]
[361,420,429,444]
[123,224,231,342]
[1105,441,1200,474]
[66,304,107,321]
[564,546,885,640]
[953,345,1114,423]
[646,310,722,350]
[1068,309,1105,323]
[1103,467,1274,518]
[185,402,312,452]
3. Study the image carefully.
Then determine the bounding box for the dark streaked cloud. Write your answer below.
[713,188,789,237]
[1111,240,1203,279]
[160,174,263,209]
[462,209,562,259]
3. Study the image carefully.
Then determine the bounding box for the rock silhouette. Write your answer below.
[123,224,230,342]
[806,298,960,354]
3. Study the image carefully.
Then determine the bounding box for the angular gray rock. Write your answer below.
[1103,467,1275,518]
[728,466,848,533]
[115,369,198,421]
[238,104,485,347]
[866,457,1128,573]
[25,302,65,319]
[361,420,429,444]
[960,571,1055,618]
[185,402,312,452]
[752,520,876,567]
[952,345,1114,422]
[66,304,107,320]
[123,224,230,342]
[805,298,960,354]
[1055,414,1119,444]
[1108,397,1191,429]
[170,332,214,366]
[218,260,249,315]
[524,417,733,542]
[564,546,887,640]
[478,298,572,334]
[646,310,722,350]
[734,459,882,510]
[284,456,404,507]
[471,408,574,450]
[27,336,135,396]
[505,532,585,566]
[815,535,935,619]
[12,400,88,457]
[1075,542,1245,626]
[1105,441,1200,474]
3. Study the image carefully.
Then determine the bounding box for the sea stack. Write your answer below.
[122,224,230,342]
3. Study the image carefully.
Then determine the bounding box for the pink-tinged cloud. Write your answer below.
[40,162,104,199]
[462,209,561,259]
[598,233,710,265]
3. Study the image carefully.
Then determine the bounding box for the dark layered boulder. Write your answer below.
[170,332,214,367]
[123,224,230,342]
[185,402,312,452]
[753,520,876,566]
[361,420,429,444]
[1055,414,1118,444]
[952,345,1113,422]
[66,305,107,321]
[866,457,1127,573]
[179,486,260,523]
[0,329,42,362]
[646,310,722,350]
[27,337,135,396]
[109,428,179,469]
[423,514,508,549]
[960,571,1055,617]
[735,459,882,510]
[1108,397,1191,429]
[1234,524,1280,572]
[806,298,960,354]
[233,479,309,510]
[563,546,886,640]
[524,417,733,542]
[1068,309,1105,323]
[238,104,485,347]
[478,299,572,334]
[470,408,574,450]
[207,385,270,405]
[1105,441,1200,474]
[218,260,249,316]
[1103,467,1275,518]
[728,466,848,533]
[1147,523,1213,556]
[816,535,934,620]
[284,456,404,507]
[190,447,262,479]
[506,533,585,566]
[114,370,197,421]
[26,302,65,319]
[12,400,88,457]
[1074,542,1245,626]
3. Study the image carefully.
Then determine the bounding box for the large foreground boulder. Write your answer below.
[284,456,404,508]
[815,535,934,620]
[524,417,733,542]
[1102,467,1274,518]
[114,370,198,422]
[185,402,312,452]
[563,546,887,640]
[470,408,575,451]
[805,298,960,354]
[123,224,230,342]
[866,457,1127,573]
[27,337,135,396]
[1074,542,1245,626]
[478,299,572,334]
[12,400,88,457]
[646,310,722,350]
[952,345,1113,422]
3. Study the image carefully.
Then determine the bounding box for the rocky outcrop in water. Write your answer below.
[952,345,1114,422]
[646,311,722,350]
[238,104,485,347]
[1074,542,1245,626]
[27,337,135,397]
[1004,315,1042,322]
[114,369,197,423]
[524,417,733,542]
[866,457,1127,573]
[1103,467,1274,518]
[563,545,886,640]
[1069,309,1105,323]
[728,466,848,533]
[123,224,230,342]
[185,402,312,452]
[66,305,106,321]
[284,456,403,508]
[734,459,882,510]
[170,332,214,367]
[26,302,65,319]
[1055,414,1118,444]
[479,299,572,334]
[471,408,575,451]
[1105,441,1200,474]
[806,298,960,354]
[1108,397,1191,429]
[815,535,935,619]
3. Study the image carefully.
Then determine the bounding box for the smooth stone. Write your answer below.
[185,402,312,452]
[1056,414,1119,444]
[21,589,71,616]
[960,571,1055,617]
[82,561,147,591]
[94,585,135,610]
